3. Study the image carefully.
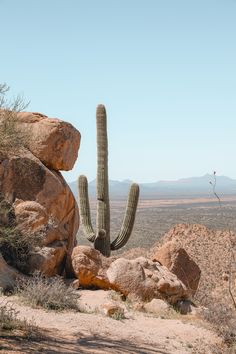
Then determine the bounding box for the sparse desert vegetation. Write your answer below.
[0,196,44,274]
[15,272,80,311]
[0,84,29,155]
[0,299,43,346]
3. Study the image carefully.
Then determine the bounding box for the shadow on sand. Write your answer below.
[0,330,171,354]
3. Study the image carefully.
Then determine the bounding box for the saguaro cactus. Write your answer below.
[78,104,139,257]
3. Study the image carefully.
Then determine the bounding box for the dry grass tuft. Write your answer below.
[202,302,236,349]
[0,300,41,340]
[16,272,80,311]
[110,308,126,321]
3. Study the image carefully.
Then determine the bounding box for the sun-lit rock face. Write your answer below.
[151,240,201,296]
[16,111,81,171]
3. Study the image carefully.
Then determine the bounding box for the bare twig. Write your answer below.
[209,171,236,310]
[229,251,236,309]
[209,171,222,208]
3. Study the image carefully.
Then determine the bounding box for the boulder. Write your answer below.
[28,245,67,277]
[71,246,189,304]
[16,111,81,171]
[143,298,170,315]
[151,241,201,296]
[0,148,79,276]
[71,246,112,289]
[107,257,189,303]
[0,253,22,291]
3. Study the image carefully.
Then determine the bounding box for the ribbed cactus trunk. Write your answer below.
[96,105,110,256]
[78,104,139,257]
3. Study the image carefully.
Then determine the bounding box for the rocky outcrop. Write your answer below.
[155,224,232,302]
[0,112,80,276]
[151,241,201,296]
[72,246,189,304]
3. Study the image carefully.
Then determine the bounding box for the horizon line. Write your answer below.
[65,173,233,184]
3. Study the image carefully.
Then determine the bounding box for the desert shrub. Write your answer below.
[202,302,236,348]
[110,308,126,321]
[0,301,26,331]
[0,197,43,273]
[16,272,80,311]
[0,226,43,273]
[0,225,27,269]
[0,83,29,154]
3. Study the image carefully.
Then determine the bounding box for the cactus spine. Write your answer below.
[78,104,139,257]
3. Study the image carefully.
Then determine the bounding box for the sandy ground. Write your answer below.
[0,290,225,354]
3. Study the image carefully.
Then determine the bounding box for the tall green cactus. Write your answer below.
[78,104,139,257]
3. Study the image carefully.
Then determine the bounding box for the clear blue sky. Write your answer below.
[1,0,236,182]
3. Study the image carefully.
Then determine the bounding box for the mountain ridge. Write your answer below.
[69,174,236,199]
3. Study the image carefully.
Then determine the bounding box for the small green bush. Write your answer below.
[16,272,80,311]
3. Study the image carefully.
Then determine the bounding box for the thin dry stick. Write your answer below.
[209,171,222,208]
[229,251,236,309]
[209,171,236,310]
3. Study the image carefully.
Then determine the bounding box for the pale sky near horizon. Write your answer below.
[0,0,236,183]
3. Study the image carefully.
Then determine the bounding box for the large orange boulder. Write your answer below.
[16,111,81,171]
[107,257,189,303]
[72,246,189,303]
[0,110,80,277]
[71,246,112,289]
[151,241,201,296]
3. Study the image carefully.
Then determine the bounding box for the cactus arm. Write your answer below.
[96,105,111,256]
[110,183,140,251]
[78,175,95,242]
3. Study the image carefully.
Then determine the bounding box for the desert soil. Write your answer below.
[0,290,225,354]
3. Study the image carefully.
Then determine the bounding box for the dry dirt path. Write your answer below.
[0,290,224,354]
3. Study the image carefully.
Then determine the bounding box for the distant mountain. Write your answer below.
[69,174,236,199]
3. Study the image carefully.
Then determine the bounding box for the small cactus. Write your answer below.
[78,105,139,257]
